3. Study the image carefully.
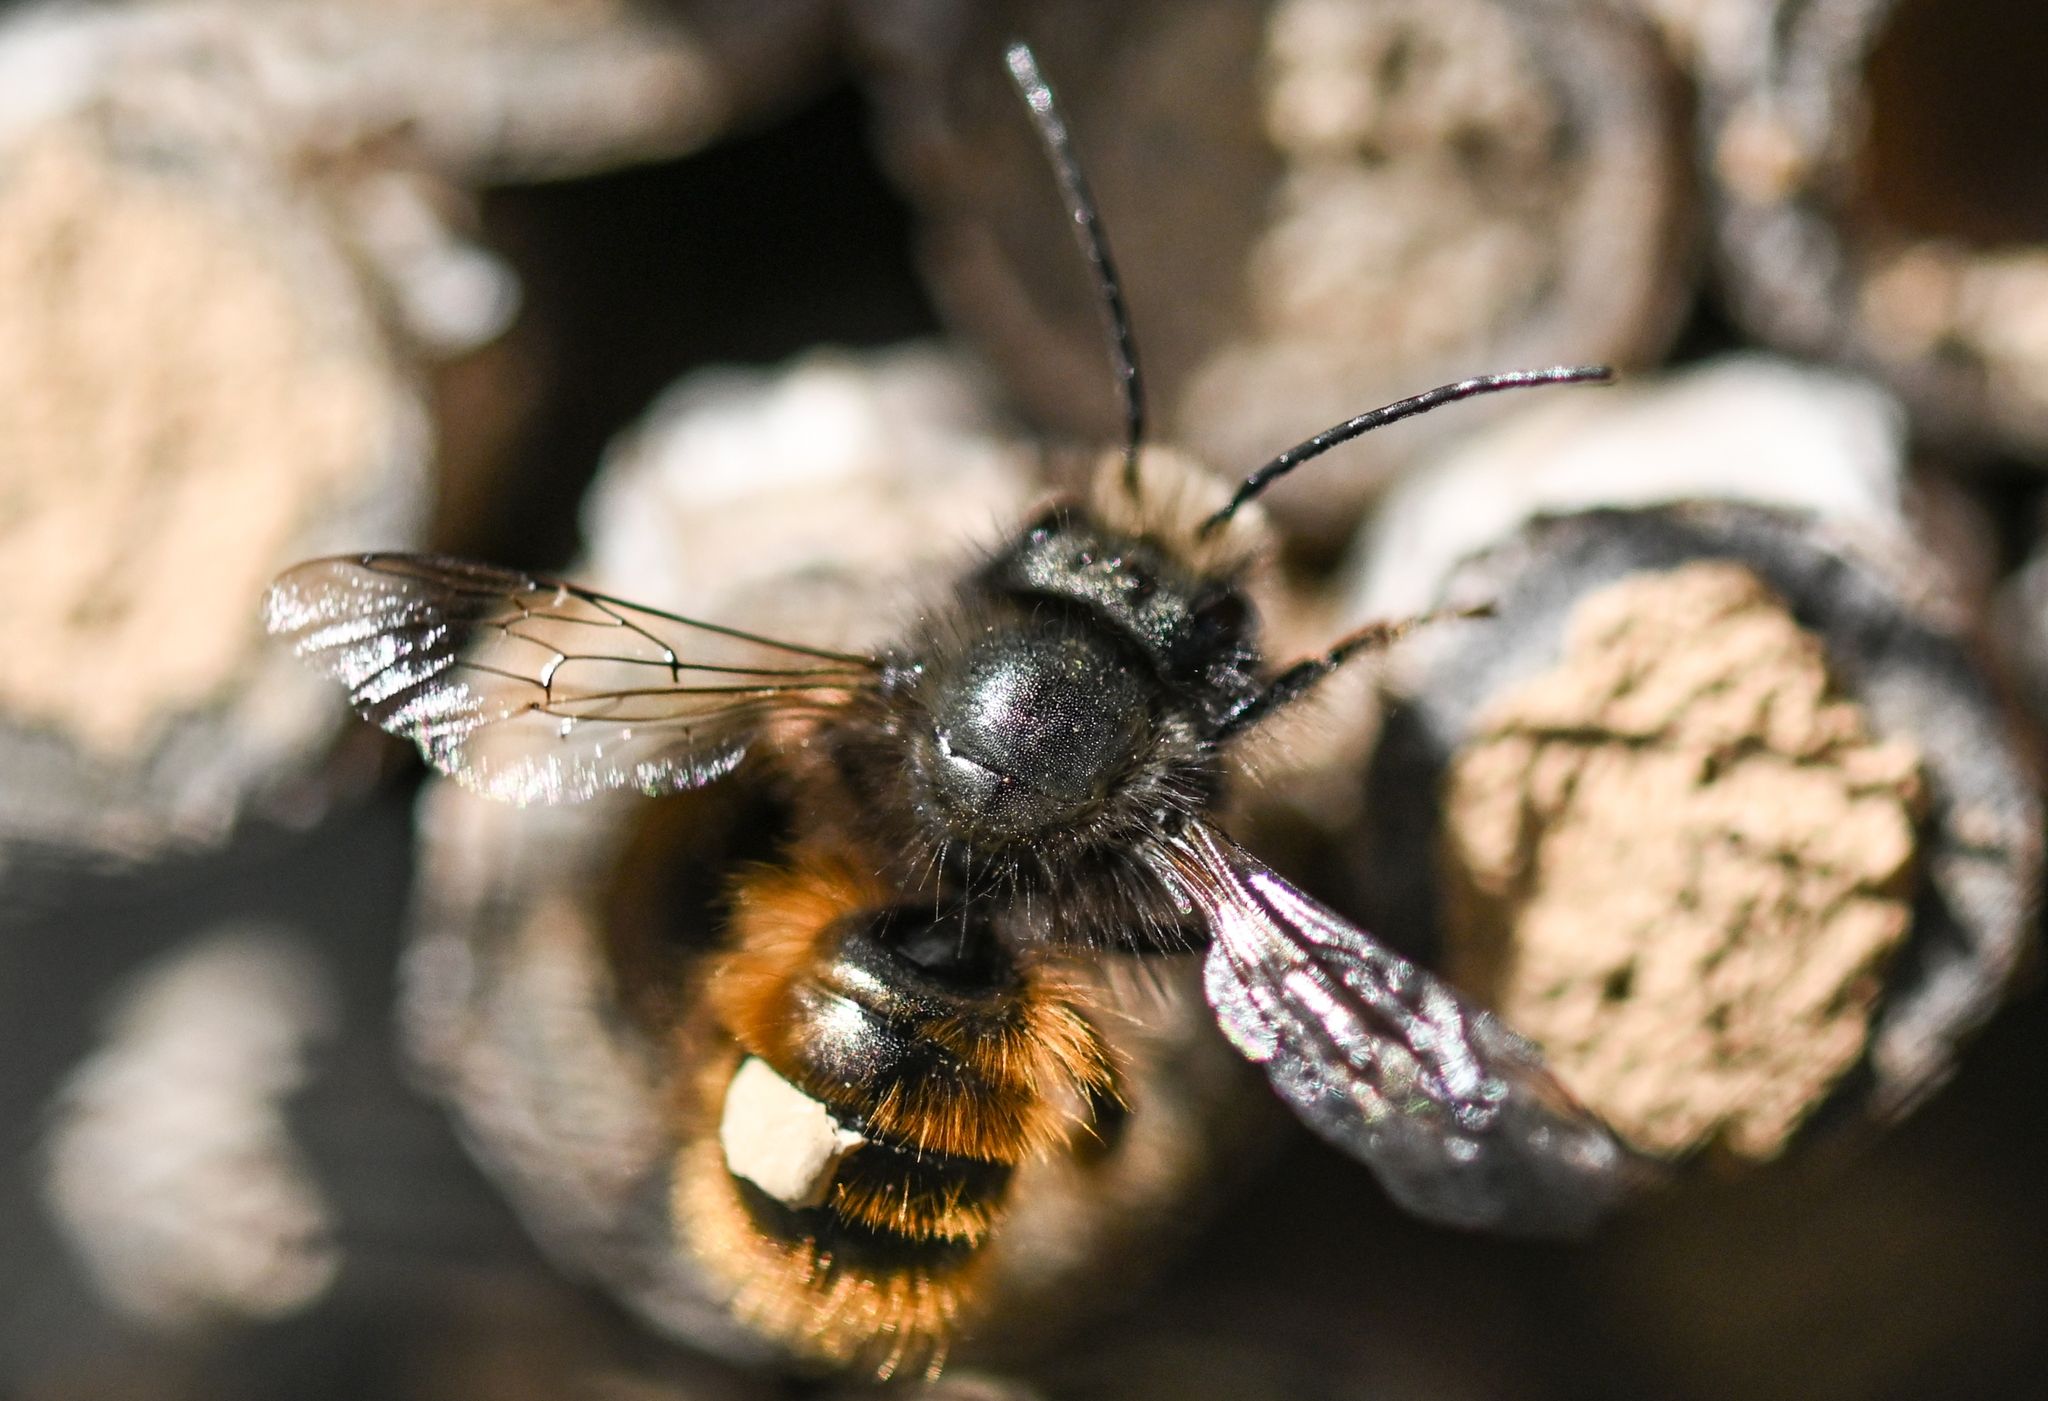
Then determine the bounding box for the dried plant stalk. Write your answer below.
[1442,559,1925,1158]
[41,927,341,1331]
[1329,357,2038,1161]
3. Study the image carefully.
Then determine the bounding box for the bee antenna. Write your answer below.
[1004,40,1146,500]
[1196,365,1616,537]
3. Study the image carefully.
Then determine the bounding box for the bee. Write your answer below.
[264,43,1635,1380]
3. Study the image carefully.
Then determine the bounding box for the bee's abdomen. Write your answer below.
[730,1126,1012,1261]
[712,856,1114,1159]
[672,854,1115,1377]
[828,1135,1009,1243]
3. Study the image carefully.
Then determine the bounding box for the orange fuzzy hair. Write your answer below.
[672,1124,973,1381]
[706,852,1117,1162]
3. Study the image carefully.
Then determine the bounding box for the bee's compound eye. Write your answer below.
[1186,588,1252,653]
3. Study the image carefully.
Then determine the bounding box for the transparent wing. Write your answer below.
[1163,823,1640,1235]
[264,553,881,805]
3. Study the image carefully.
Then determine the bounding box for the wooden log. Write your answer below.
[855,0,1693,543]
[1690,0,2048,460]
[402,347,1264,1368]
[1332,361,2040,1163]
[0,37,439,862]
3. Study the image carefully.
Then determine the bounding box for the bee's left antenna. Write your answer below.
[1005,40,1146,499]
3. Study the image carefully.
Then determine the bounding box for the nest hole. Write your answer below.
[1858,0,2048,247]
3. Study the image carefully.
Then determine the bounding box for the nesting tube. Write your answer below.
[1337,360,2040,1164]
[0,22,435,862]
[0,0,850,870]
[0,0,838,184]
[857,0,1693,541]
[1696,0,2048,458]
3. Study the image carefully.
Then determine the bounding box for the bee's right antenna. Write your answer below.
[1004,40,1146,501]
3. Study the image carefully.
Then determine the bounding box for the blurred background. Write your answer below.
[4,1,2047,1398]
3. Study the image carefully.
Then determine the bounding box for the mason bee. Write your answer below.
[264,43,1634,1379]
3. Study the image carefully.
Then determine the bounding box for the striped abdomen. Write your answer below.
[671,855,1115,1378]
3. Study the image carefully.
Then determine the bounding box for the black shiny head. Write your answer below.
[982,509,1263,725]
[886,507,1262,862]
